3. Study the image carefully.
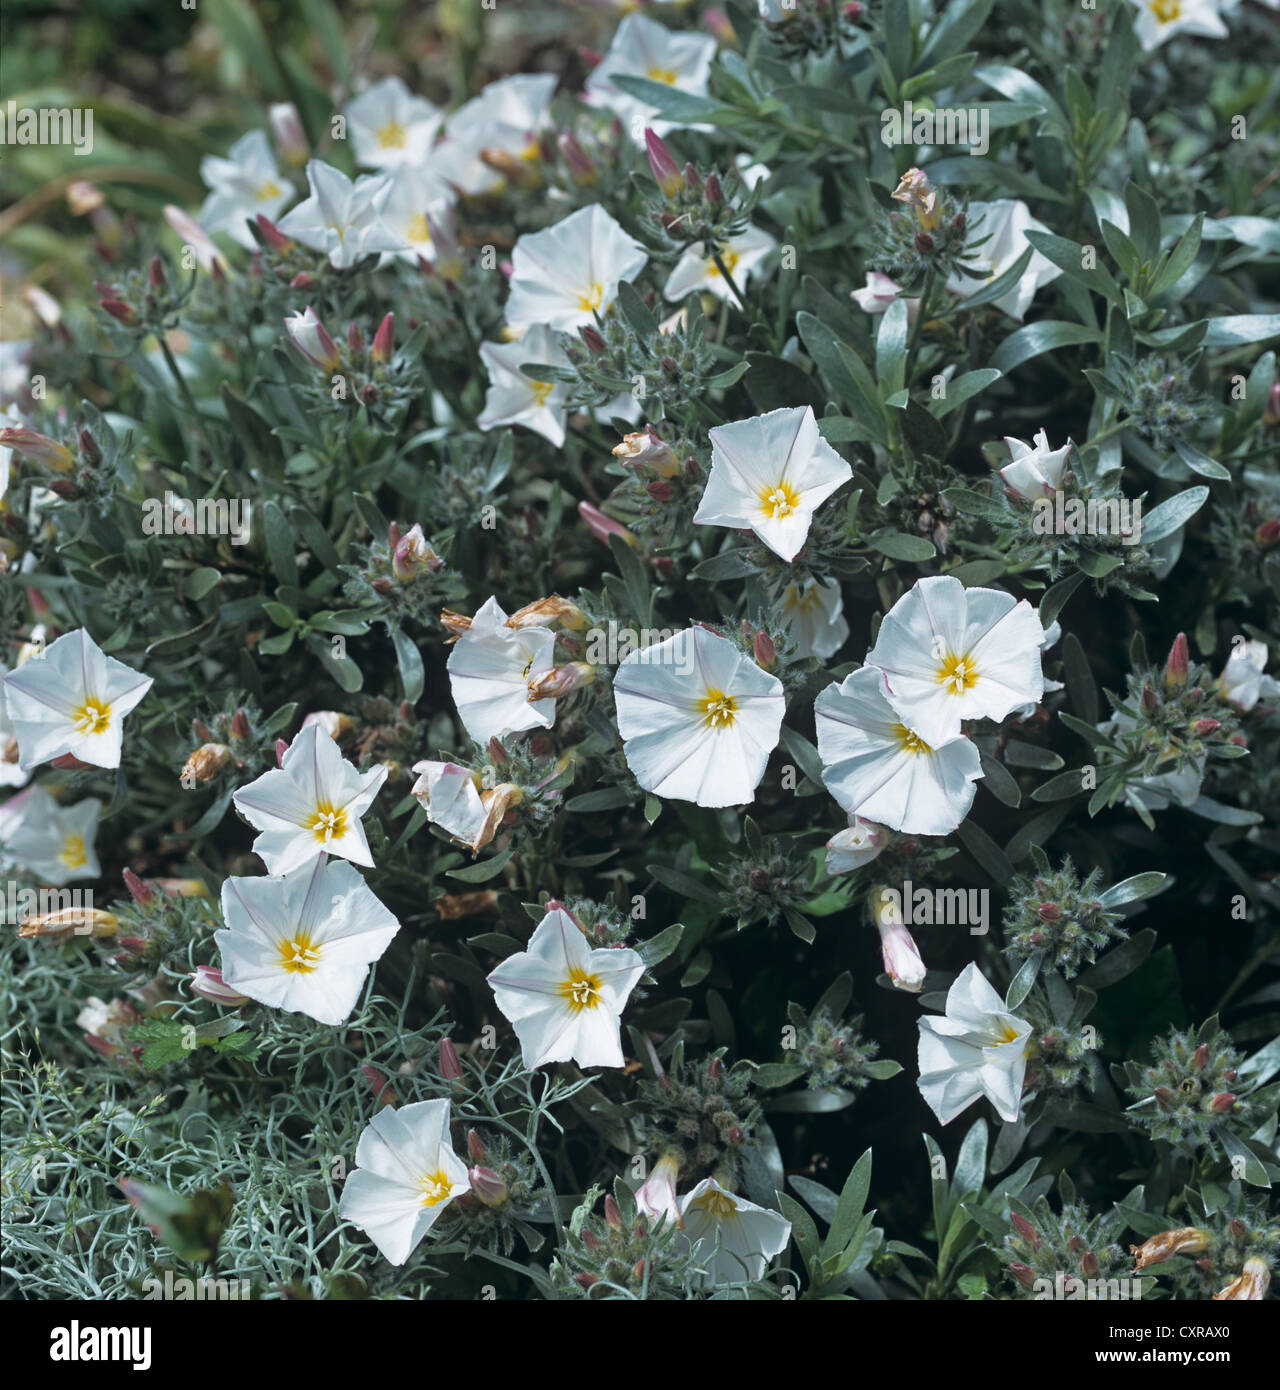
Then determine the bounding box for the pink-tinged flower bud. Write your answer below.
[914,231,935,253]
[872,887,926,992]
[578,501,638,549]
[1081,1250,1099,1277]
[148,256,166,289]
[526,662,596,700]
[578,46,601,69]
[268,101,308,166]
[1141,683,1158,711]
[77,428,101,464]
[1164,632,1189,689]
[645,479,673,502]
[706,1056,724,1082]
[1193,1042,1210,1069]
[360,383,378,406]
[1210,1092,1236,1112]
[1214,1256,1270,1301]
[467,1129,488,1163]
[469,1166,509,1207]
[348,321,364,354]
[1010,1213,1040,1246]
[1223,1068,1237,1084]
[1255,518,1280,547]
[256,214,293,251]
[1192,718,1220,737]
[440,1037,464,1080]
[704,6,735,39]
[188,965,250,1005]
[1066,1234,1081,1251]
[1264,381,1280,427]
[229,709,251,741]
[275,738,288,767]
[1228,1217,1246,1238]
[844,1,865,18]
[682,162,702,195]
[705,172,723,204]
[361,1064,395,1103]
[1009,1262,1036,1288]
[726,1125,744,1144]
[392,523,441,582]
[288,271,316,290]
[604,1195,623,1229]
[558,132,597,183]
[636,1154,683,1228]
[0,426,75,472]
[285,306,341,372]
[1130,1227,1210,1270]
[754,630,776,670]
[371,312,395,364]
[579,1233,601,1257]
[162,205,228,273]
[1037,902,1061,922]
[579,323,607,355]
[100,298,137,324]
[1153,1085,1174,1105]
[645,129,684,198]
[123,868,156,905]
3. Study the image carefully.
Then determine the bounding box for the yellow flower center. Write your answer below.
[255,181,282,201]
[691,1188,739,1219]
[72,697,112,736]
[59,835,88,870]
[892,723,932,755]
[530,380,555,406]
[646,66,679,85]
[405,213,432,244]
[575,281,604,313]
[707,248,740,278]
[698,688,738,729]
[377,120,407,149]
[1150,0,1181,21]
[520,140,542,162]
[308,801,349,844]
[936,651,980,695]
[327,224,346,243]
[758,479,800,520]
[278,931,322,975]
[558,966,604,1014]
[783,582,823,614]
[417,1169,453,1206]
[994,1021,1023,1045]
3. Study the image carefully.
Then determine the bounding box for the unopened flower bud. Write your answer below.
[1193,718,1220,736]
[467,1129,488,1163]
[1263,380,1280,426]
[1255,518,1280,547]
[148,256,166,289]
[1037,902,1060,922]
[579,323,607,355]
[440,1037,464,1080]
[189,965,250,1005]
[527,662,596,700]
[645,479,673,502]
[1209,1092,1236,1112]
[1081,1250,1099,1277]
[1010,1262,1036,1287]
[77,428,101,464]
[268,101,308,166]
[578,501,638,549]
[275,737,288,767]
[1141,683,1158,711]
[914,231,935,253]
[754,630,776,669]
[1228,1217,1246,1238]
[645,129,684,197]
[1192,1043,1210,1069]
[0,427,75,472]
[123,868,155,905]
[558,132,597,183]
[1010,1213,1040,1246]
[1163,632,1189,689]
[371,312,395,364]
[604,1195,623,1229]
[469,1166,509,1207]
[348,321,364,354]
[256,214,292,251]
[705,172,723,204]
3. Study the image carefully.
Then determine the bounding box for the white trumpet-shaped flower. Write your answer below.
[216,854,400,1026]
[478,326,571,447]
[947,200,1062,322]
[346,76,444,168]
[446,596,558,744]
[695,406,852,562]
[824,816,888,875]
[1128,0,1227,52]
[338,1098,470,1265]
[0,660,29,786]
[863,575,1045,746]
[199,130,293,249]
[430,73,558,195]
[1218,639,1280,711]
[662,225,777,304]
[779,577,849,660]
[680,1180,792,1287]
[815,666,982,836]
[232,723,387,875]
[504,204,648,332]
[486,905,646,1070]
[917,963,1031,1124]
[276,160,407,268]
[584,13,717,141]
[999,429,1071,499]
[377,164,456,265]
[613,626,785,808]
[2,628,153,770]
[0,786,101,885]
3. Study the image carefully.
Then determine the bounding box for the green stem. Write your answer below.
[711,249,749,315]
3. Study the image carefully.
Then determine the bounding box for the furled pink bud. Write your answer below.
[645,479,673,502]
[188,965,250,1005]
[285,306,341,372]
[872,887,926,992]
[1256,518,1280,547]
[392,523,441,582]
[636,1154,683,1229]
[1037,902,1060,922]
[705,171,723,204]
[526,662,596,700]
[469,1166,509,1207]
[275,738,288,767]
[558,131,597,183]
[256,214,293,251]
[579,324,607,355]
[754,630,776,670]
[1263,381,1280,427]
[1081,1250,1099,1277]
[100,298,137,324]
[1193,1043,1210,1069]
[578,501,638,549]
[1009,1262,1036,1287]
[348,321,364,354]
[604,1195,623,1229]
[371,312,395,365]
[1141,683,1158,711]
[123,868,156,905]
[467,1129,488,1163]
[1154,1085,1174,1105]
[163,204,228,272]
[268,101,308,166]
[1010,1213,1040,1246]
[1210,1092,1236,1113]
[0,426,75,472]
[1164,632,1189,689]
[288,272,315,290]
[440,1037,464,1080]
[230,709,251,741]
[645,129,684,197]
[148,256,166,289]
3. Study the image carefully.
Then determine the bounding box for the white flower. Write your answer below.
[824,816,888,874]
[478,326,571,447]
[1129,0,1227,51]
[780,577,849,660]
[346,76,444,168]
[430,73,558,195]
[663,225,777,303]
[377,163,455,265]
[1099,710,1205,810]
[613,626,785,808]
[163,205,229,274]
[1000,429,1071,499]
[284,305,341,372]
[410,760,488,846]
[2,629,153,770]
[946,200,1062,321]
[637,1153,683,1228]
[864,575,1046,746]
[276,160,407,268]
[447,596,558,745]
[338,1099,470,1264]
[695,406,852,562]
[0,786,100,884]
[917,962,1031,1124]
[0,658,30,787]
[505,204,648,332]
[198,130,292,249]
[0,340,32,405]
[873,886,927,992]
[1013,615,1064,720]
[216,854,400,1026]
[680,1180,791,1286]
[585,13,718,141]
[486,905,646,1069]
[1218,639,1280,711]
[0,402,23,505]
[815,666,982,835]
[232,723,387,876]
[851,271,919,321]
